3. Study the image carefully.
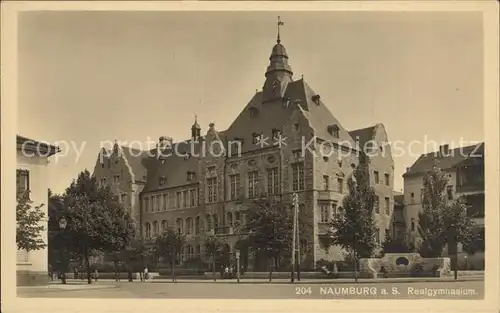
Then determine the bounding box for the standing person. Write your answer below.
[144,266,149,281]
[74,267,78,280]
[114,268,120,282]
[93,269,99,283]
[128,268,133,282]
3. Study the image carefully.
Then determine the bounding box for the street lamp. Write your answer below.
[58,218,67,284]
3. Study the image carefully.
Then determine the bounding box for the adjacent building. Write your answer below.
[402,143,485,259]
[91,142,149,233]
[134,30,395,270]
[16,135,60,286]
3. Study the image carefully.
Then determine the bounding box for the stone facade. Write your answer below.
[135,35,395,271]
[92,144,148,234]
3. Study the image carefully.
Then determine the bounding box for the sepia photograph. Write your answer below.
[1,1,499,313]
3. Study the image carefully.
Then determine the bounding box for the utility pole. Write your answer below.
[291,192,298,283]
[296,202,301,281]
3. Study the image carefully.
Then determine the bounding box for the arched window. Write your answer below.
[145,222,151,238]
[186,217,193,234]
[195,216,200,234]
[206,215,212,231]
[153,221,159,237]
[227,212,233,227]
[161,220,167,232]
[187,245,194,260]
[176,218,183,234]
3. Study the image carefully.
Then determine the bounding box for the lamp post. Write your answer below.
[58,217,68,284]
[235,250,240,283]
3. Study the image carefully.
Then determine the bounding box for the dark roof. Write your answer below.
[17,135,60,157]
[403,143,485,177]
[349,126,376,148]
[120,146,149,183]
[394,194,404,206]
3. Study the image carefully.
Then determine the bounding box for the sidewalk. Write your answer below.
[18,281,118,291]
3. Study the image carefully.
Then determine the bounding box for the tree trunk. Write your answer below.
[212,255,216,282]
[268,257,273,282]
[84,246,92,284]
[171,258,175,282]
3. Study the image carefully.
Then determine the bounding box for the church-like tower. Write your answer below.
[262,16,294,103]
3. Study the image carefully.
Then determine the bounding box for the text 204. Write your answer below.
[295,287,313,295]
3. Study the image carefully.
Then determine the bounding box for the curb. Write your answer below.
[149,277,484,284]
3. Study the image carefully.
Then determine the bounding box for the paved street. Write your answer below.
[18,278,483,299]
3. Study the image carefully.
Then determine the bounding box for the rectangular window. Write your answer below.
[16,169,30,195]
[99,178,106,186]
[375,228,380,243]
[152,196,156,212]
[252,133,263,144]
[323,175,329,190]
[183,190,189,208]
[384,173,390,186]
[332,201,338,216]
[114,175,120,183]
[149,197,153,212]
[207,178,217,203]
[190,189,196,207]
[144,197,149,213]
[447,186,453,200]
[267,167,279,195]
[292,163,305,191]
[176,191,182,208]
[163,194,168,210]
[292,149,302,159]
[337,178,343,194]
[156,195,161,211]
[159,176,166,186]
[385,197,390,215]
[121,193,128,205]
[374,171,379,184]
[374,196,380,213]
[320,203,330,223]
[187,171,195,181]
[229,174,241,200]
[385,228,390,240]
[272,129,281,141]
[248,171,259,198]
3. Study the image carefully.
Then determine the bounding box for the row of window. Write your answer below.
[143,188,199,212]
[319,196,391,223]
[409,185,454,207]
[321,176,344,193]
[144,212,244,238]
[373,171,391,186]
[16,169,30,195]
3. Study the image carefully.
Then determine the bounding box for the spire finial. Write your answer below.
[277,16,284,44]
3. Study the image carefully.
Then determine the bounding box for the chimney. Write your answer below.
[158,136,173,149]
[439,144,450,157]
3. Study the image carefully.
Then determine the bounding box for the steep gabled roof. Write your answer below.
[403,143,484,177]
[119,146,149,183]
[349,126,377,148]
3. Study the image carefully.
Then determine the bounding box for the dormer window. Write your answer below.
[160,159,166,165]
[328,124,340,138]
[184,153,191,160]
[187,171,195,181]
[272,128,281,141]
[312,94,321,105]
[249,107,259,118]
[252,133,263,144]
[283,98,291,108]
[159,176,167,186]
[292,149,302,159]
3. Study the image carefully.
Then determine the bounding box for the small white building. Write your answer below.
[16,135,60,286]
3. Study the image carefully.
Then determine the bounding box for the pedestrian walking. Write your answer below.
[115,269,120,282]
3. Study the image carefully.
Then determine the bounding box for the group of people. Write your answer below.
[221,264,244,279]
[48,264,153,283]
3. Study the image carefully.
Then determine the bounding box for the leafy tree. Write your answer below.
[202,234,227,281]
[417,164,476,259]
[382,232,414,255]
[329,152,377,264]
[61,170,135,284]
[154,229,185,281]
[16,190,46,252]
[245,198,293,281]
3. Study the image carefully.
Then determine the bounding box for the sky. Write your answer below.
[17,11,484,194]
